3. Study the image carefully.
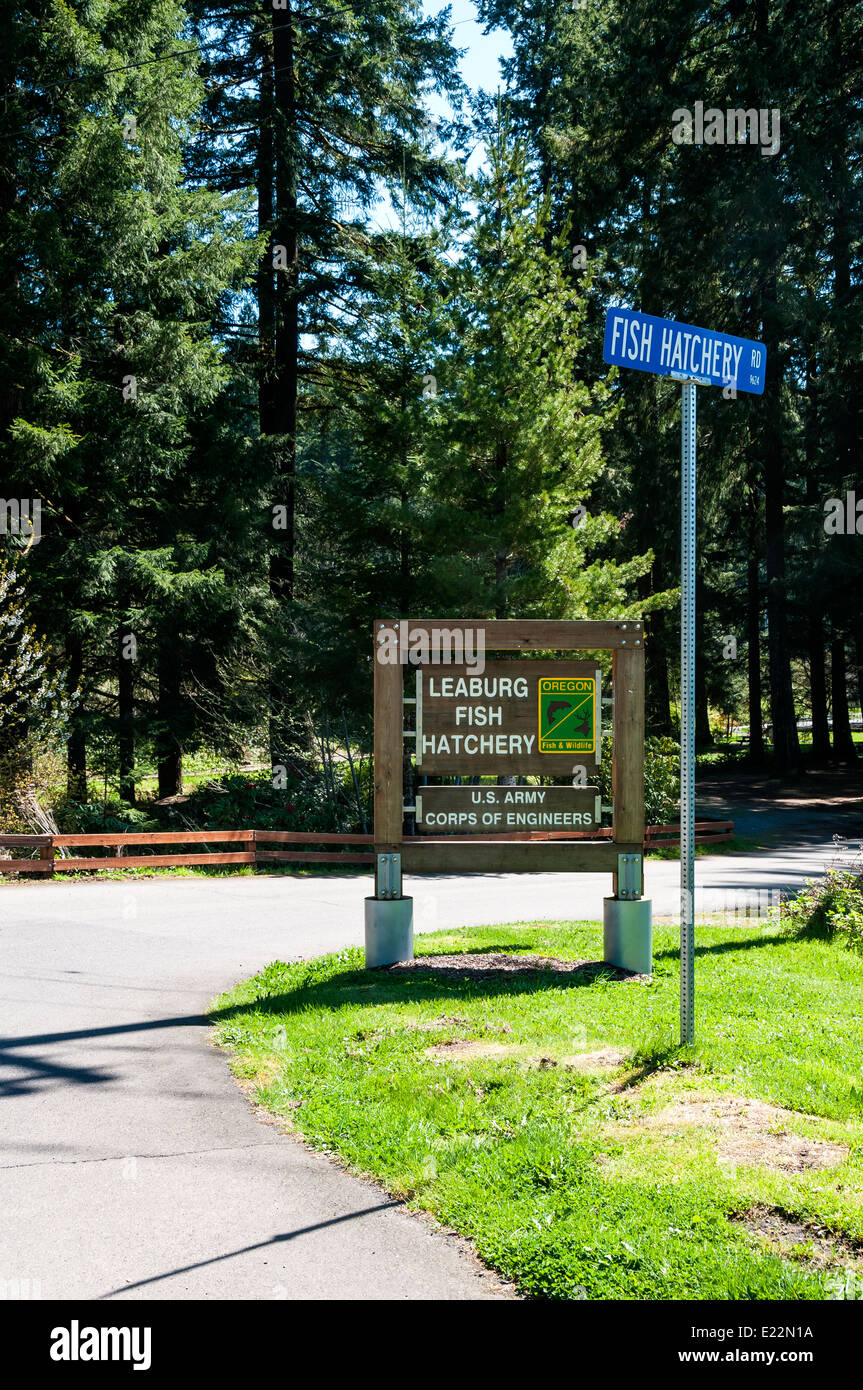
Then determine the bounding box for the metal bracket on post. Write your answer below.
[606,854,651,974]
[375,852,402,901]
[616,852,643,901]
[367,852,412,966]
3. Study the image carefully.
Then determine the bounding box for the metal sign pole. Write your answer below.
[602,307,767,1046]
[680,381,697,1045]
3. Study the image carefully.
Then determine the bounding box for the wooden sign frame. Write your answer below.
[373,619,645,891]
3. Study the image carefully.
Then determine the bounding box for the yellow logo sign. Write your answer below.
[538,677,596,754]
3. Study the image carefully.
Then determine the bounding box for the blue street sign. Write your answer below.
[603,307,766,395]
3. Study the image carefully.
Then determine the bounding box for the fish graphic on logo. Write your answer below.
[538,677,596,754]
[546,700,572,725]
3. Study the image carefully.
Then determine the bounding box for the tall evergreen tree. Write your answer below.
[185,0,464,768]
[478,0,862,763]
[5,0,261,801]
[430,122,664,625]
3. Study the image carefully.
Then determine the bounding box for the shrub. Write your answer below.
[55,799,159,834]
[642,735,681,825]
[780,870,863,955]
[595,733,679,827]
[162,769,339,833]
[52,765,363,837]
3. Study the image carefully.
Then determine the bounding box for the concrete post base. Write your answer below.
[364,897,414,968]
[603,897,652,975]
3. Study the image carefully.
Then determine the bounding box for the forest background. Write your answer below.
[1,0,860,838]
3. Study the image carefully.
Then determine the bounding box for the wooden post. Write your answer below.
[39,842,55,877]
[367,623,413,964]
[612,633,645,891]
[373,622,404,856]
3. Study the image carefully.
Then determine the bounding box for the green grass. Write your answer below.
[210,920,863,1300]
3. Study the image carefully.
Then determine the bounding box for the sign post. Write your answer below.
[680,380,697,1046]
[603,308,766,1044]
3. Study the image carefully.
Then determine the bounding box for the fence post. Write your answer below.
[40,840,55,878]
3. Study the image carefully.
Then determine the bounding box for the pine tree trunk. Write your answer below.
[400,488,411,612]
[762,293,799,772]
[271,8,298,603]
[0,57,21,453]
[646,609,672,735]
[830,633,857,763]
[853,616,863,727]
[118,623,135,803]
[156,647,183,798]
[831,151,855,480]
[267,6,301,772]
[807,613,831,763]
[764,529,799,771]
[494,438,508,614]
[746,540,765,764]
[66,635,87,801]
[495,433,513,792]
[695,577,711,746]
[257,34,276,443]
[67,725,87,801]
[750,5,798,773]
[695,664,711,747]
[258,36,286,772]
[494,433,513,784]
[643,552,671,735]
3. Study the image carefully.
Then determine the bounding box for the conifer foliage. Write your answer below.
[1,1,860,826]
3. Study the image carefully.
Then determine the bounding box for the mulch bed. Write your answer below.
[381,952,649,984]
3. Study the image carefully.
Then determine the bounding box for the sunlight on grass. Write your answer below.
[211,920,863,1300]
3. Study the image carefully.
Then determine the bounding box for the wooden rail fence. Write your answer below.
[0,820,733,876]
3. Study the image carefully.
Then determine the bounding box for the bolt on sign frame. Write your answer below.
[372,619,645,889]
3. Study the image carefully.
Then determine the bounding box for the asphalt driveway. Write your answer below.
[0,841,838,1300]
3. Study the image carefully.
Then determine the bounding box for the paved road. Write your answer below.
[0,840,836,1301]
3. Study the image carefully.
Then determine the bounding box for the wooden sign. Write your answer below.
[372,618,645,881]
[416,661,601,774]
[416,785,601,834]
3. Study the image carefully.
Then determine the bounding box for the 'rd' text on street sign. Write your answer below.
[603,307,766,394]
[416,661,601,774]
